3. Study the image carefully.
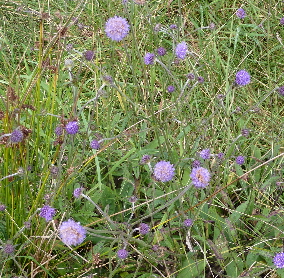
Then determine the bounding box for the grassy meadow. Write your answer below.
[0,0,284,277]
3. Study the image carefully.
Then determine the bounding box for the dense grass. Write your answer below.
[0,0,284,277]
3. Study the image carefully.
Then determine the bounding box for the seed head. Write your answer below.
[175,41,188,60]
[59,219,86,246]
[65,121,79,135]
[105,16,130,41]
[190,167,211,188]
[153,161,175,182]
[39,205,56,222]
[273,252,284,268]
[117,249,128,259]
[235,70,251,86]
[236,8,246,19]
[144,52,155,65]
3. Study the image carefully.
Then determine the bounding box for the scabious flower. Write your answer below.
[217,153,225,159]
[55,125,63,136]
[197,76,205,83]
[236,8,246,19]
[192,160,201,168]
[105,16,130,41]
[59,219,86,246]
[187,73,195,80]
[3,241,15,255]
[190,167,211,188]
[273,252,284,268]
[117,249,128,259]
[241,128,250,137]
[175,41,188,60]
[156,47,166,56]
[169,24,177,29]
[280,17,284,25]
[167,85,175,93]
[65,121,79,135]
[39,205,56,222]
[200,149,210,159]
[144,52,155,65]
[277,86,284,96]
[140,155,151,164]
[90,140,100,150]
[183,219,193,227]
[153,161,175,182]
[73,188,83,198]
[0,204,6,211]
[10,129,24,143]
[84,50,94,61]
[235,156,245,165]
[139,223,150,235]
[235,70,251,86]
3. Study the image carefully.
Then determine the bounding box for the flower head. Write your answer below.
[55,125,63,136]
[39,205,56,222]
[0,204,6,211]
[139,223,150,235]
[235,155,245,165]
[10,129,24,143]
[192,160,201,168]
[175,41,188,60]
[235,70,251,86]
[217,152,225,160]
[199,149,210,159]
[170,24,177,29]
[65,121,79,135]
[167,85,175,93]
[197,76,205,83]
[183,218,193,227]
[273,252,284,268]
[190,167,211,188]
[117,249,128,259]
[236,8,246,19]
[90,140,100,150]
[187,73,195,80]
[73,188,83,198]
[2,241,15,255]
[157,47,166,56]
[277,86,284,96]
[140,155,151,164]
[84,50,94,61]
[144,52,155,65]
[280,17,284,25]
[105,16,130,41]
[59,219,86,246]
[153,161,175,182]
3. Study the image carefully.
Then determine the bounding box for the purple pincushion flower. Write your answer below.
[167,85,175,93]
[217,153,224,159]
[183,219,193,227]
[139,223,150,235]
[59,219,86,246]
[55,125,63,136]
[197,76,205,83]
[280,18,284,25]
[200,149,210,159]
[170,24,177,29]
[3,241,15,255]
[273,252,284,268]
[90,140,100,150]
[144,52,155,65]
[117,249,128,259]
[10,129,24,143]
[235,156,245,165]
[73,188,83,198]
[140,155,151,164]
[65,121,79,135]
[235,70,251,86]
[84,50,94,61]
[277,86,284,96]
[156,47,166,56]
[105,16,130,41]
[236,8,246,19]
[190,167,211,188]
[175,41,188,60]
[192,160,201,168]
[0,204,6,211]
[153,161,175,182]
[39,205,56,222]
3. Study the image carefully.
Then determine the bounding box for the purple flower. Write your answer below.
[175,41,188,60]
[241,129,250,137]
[39,205,56,222]
[167,85,175,93]
[235,70,251,86]
[90,140,100,150]
[187,73,195,80]
[59,219,86,246]
[197,76,205,83]
[105,16,130,41]
[65,121,79,135]
[84,50,94,61]
[140,155,151,164]
[153,161,175,182]
[117,249,128,259]
[190,167,211,188]
[139,223,150,235]
[73,188,83,198]
[3,241,15,255]
[0,204,6,211]
[273,252,284,268]
[217,153,224,159]
[144,52,155,65]
[156,47,166,56]
[169,24,177,29]
[183,219,193,227]
[277,86,284,96]
[236,8,246,19]
[235,156,245,165]
[192,160,201,168]
[280,18,284,25]
[200,149,210,159]
[55,125,63,136]
[10,129,24,143]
